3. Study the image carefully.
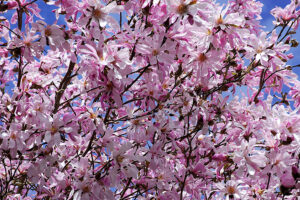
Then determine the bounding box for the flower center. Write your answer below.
[227,186,236,194]
[216,15,224,25]
[10,133,17,140]
[51,126,58,134]
[256,46,263,53]
[207,29,212,35]
[176,4,188,15]
[152,49,159,56]
[90,112,97,119]
[24,40,31,47]
[116,155,124,163]
[133,119,140,126]
[183,100,189,106]
[162,83,168,89]
[198,53,207,62]
[82,185,90,193]
[44,27,52,37]
[157,174,164,180]
[257,189,264,195]
[190,0,197,5]
[93,8,103,19]
[106,81,113,91]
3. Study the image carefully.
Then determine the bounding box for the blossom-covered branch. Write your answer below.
[0,0,300,199]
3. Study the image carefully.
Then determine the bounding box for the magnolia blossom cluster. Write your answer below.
[0,0,300,199]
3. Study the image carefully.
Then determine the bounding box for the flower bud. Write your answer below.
[292,166,300,179]
[290,39,299,47]
[280,172,295,188]
[7,2,18,9]
[212,154,227,162]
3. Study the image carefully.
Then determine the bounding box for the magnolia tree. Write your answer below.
[1,0,300,199]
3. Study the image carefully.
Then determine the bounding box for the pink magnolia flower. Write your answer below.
[266,150,295,177]
[79,39,114,66]
[1,130,25,151]
[187,47,223,80]
[233,138,268,176]
[44,114,63,145]
[10,0,43,25]
[211,5,245,29]
[271,0,299,26]
[216,180,246,200]
[79,0,123,28]
[8,25,42,61]
[136,32,175,65]
[244,32,276,66]
[6,2,18,10]
[33,21,66,51]
[166,0,199,19]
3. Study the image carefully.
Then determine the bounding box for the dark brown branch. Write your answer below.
[82,131,96,157]
[120,177,132,198]
[121,64,151,95]
[253,69,267,103]
[53,61,75,114]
